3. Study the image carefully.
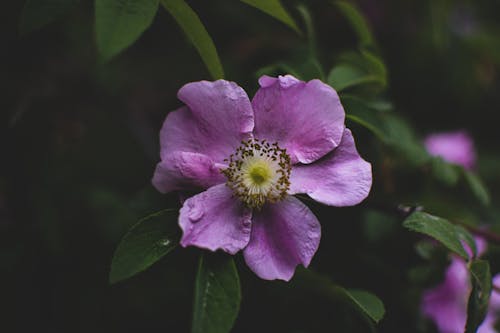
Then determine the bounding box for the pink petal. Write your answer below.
[476,274,500,333]
[243,196,321,281]
[252,75,345,164]
[179,184,252,255]
[155,80,254,193]
[478,313,499,333]
[161,79,254,164]
[421,257,470,333]
[178,80,254,158]
[152,152,226,193]
[424,130,476,170]
[289,129,372,206]
[488,274,500,311]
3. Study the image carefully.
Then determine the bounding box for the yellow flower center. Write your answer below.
[222,138,291,209]
[248,163,272,185]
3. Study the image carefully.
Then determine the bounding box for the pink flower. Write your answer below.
[152,75,372,281]
[424,131,476,170]
[421,238,500,332]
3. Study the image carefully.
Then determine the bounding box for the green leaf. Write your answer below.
[161,0,224,79]
[296,5,316,57]
[382,114,430,166]
[361,49,386,79]
[431,156,460,186]
[20,0,80,35]
[455,225,478,259]
[95,0,160,62]
[109,209,178,284]
[464,170,491,206]
[466,260,492,333]
[295,268,385,324]
[346,114,385,141]
[239,0,301,34]
[341,94,393,114]
[342,97,430,167]
[334,1,375,47]
[342,95,389,140]
[192,254,241,333]
[345,289,386,323]
[330,50,387,93]
[403,211,469,259]
[328,64,380,92]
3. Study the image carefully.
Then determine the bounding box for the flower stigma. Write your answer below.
[222,138,291,209]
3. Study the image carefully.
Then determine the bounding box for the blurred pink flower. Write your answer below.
[424,131,476,170]
[421,238,500,332]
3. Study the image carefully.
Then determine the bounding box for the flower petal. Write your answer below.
[252,75,345,164]
[478,274,500,333]
[243,196,321,281]
[421,257,469,333]
[478,313,499,333]
[424,130,476,170]
[289,129,372,206]
[179,184,252,254]
[152,151,226,193]
[490,274,500,309]
[161,80,254,162]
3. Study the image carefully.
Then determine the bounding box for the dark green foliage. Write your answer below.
[192,254,241,333]
[464,170,491,206]
[295,268,385,324]
[403,211,472,260]
[466,260,492,333]
[20,0,80,34]
[7,0,500,332]
[109,209,179,284]
[161,0,224,79]
[334,1,375,49]
[239,0,301,34]
[95,0,160,62]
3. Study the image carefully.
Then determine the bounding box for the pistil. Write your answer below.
[222,138,291,209]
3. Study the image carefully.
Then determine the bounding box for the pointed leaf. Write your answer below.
[296,5,316,56]
[342,95,388,140]
[295,268,385,324]
[345,289,386,324]
[109,209,178,284]
[346,114,386,141]
[466,260,492,333]
[328,64,380,92]
[161,0,224,79]
[20,0,80,35]
[403,211,469,259]
[361,49,387,82]
[95,0,160,62]
[334,1,375,47]
[330,50,387,93]
[382,114,430,166]
[464,170,491,206]
[239,0,301,34]
[192,253,241,333]
[455,225,478,259]
[431,156,460,186]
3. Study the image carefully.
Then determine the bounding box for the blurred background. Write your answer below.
[2,0,500,332]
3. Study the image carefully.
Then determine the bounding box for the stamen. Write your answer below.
[222,138,291,209]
